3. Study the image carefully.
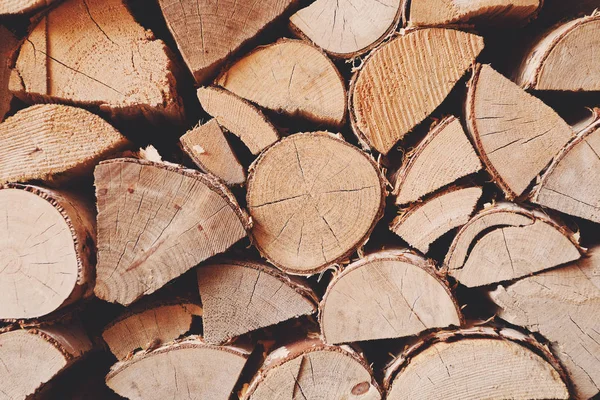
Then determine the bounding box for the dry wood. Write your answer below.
[244,338,382,399]
[289,0,402,58]
[392,116,482,205]
[445,203,581,287]
[391,186,483,254]
[319,249,461,344]
[9,0,183,121]
[197,260,318,345]
[491,245,600,399]
[0,26,18,121]
[216,39,346,128]
[106,335,251,400]
[0,183,95,321]
[180,119,246,186]
[158,0,298,83]
[515,14,600,91]
[466,64,574,199]
[0,0,54,14]
[246,132,385,275]
[197,86,279,155]
[94,158,250,306]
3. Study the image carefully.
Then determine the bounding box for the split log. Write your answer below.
[0,104,130,185]
[0,0,55,15]
[0,183,95,321]
[243,338,382,399]
[0,26,18,122]
[444,203,581,287]
[515,14,600,91]
[289,0,402,58]
[157,0,298,83]
[390,186,483,254]
[102,300,202,360]
[384,327,570,400]
[106,336,251,400]
[9,0,183,121]
[197,86,279,155]
[94,158,251,306]
[246,132,385,275]
[466,64,574,199]
[197,260,318,344]
[180,119,246,186]
[392,116,482,205]
[215,39,346,128]
[350,28,484,154]
[491,245,600,399]
[319,249,461,344]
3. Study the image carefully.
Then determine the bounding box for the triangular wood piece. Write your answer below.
[320,250,461,344]
[491,246,600,399]
[0,0,55,14]
[216,39,346,128]
[197,260,318,344]
[466,64,574,199]
[197,86,279,155]
[445,203,581,287]
[157,0,298,83]
[350,28,484,154]
[94,158,250,306]
[0,26,18,121]
[289,0,402,58]
[9,0,183,121]
[391,186,482,254]
[515,15,600,91]
[393,116,482,205]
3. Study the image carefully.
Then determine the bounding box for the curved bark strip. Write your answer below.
[0,0,55,15]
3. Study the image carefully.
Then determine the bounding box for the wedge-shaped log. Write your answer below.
[320,250,461,344]
[466,64,574,198]
[350,28,484,154]
[94,159,250,305]
[491,246,600,399]
[393,116,482,205]
[216,39,346,128]
[445,203,581,287]
[290,0,402,57]
[106,336,250,400]
[0,184,95,321]
[0,26,18,121]
[246,132,385,275]
[391,187,482,254]
[244,338,381,399]
[0,0,56,14]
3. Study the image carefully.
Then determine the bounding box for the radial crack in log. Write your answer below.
[0,26,18,121]
[246,132,385,275]
[0,0,56,15]
[94,158,251,306]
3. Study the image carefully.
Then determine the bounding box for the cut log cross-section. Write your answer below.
[197,260,318,344]
[246,132,385,275]
[94,158,250,305]
[319,250,462,344]
[0,184,95,321]
[0,26,18,122]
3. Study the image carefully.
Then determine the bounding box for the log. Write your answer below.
[289,0,402,58]
[9,0,183,121]
[106,336,251,400]
[350,28,484,154]
[180,119,246,186]
[319,249,461,344]
[216,39,346,128]
[515,14,600,91]
[243,338,381,399]
[0,183,95,321]
[491,245,600,399]
[390,186,483,254]
[94,158,251,306]
[157,0,298,83]
[197,260,318,345]
[0,0,55,15]
[197,86,279,155]
[246,132,385,275]
[0,104,130,185]
[466,64,574,199]
[384,327,570,400]
[392,116,482,205]
[444,203,582,287]
[0,26,18,122]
